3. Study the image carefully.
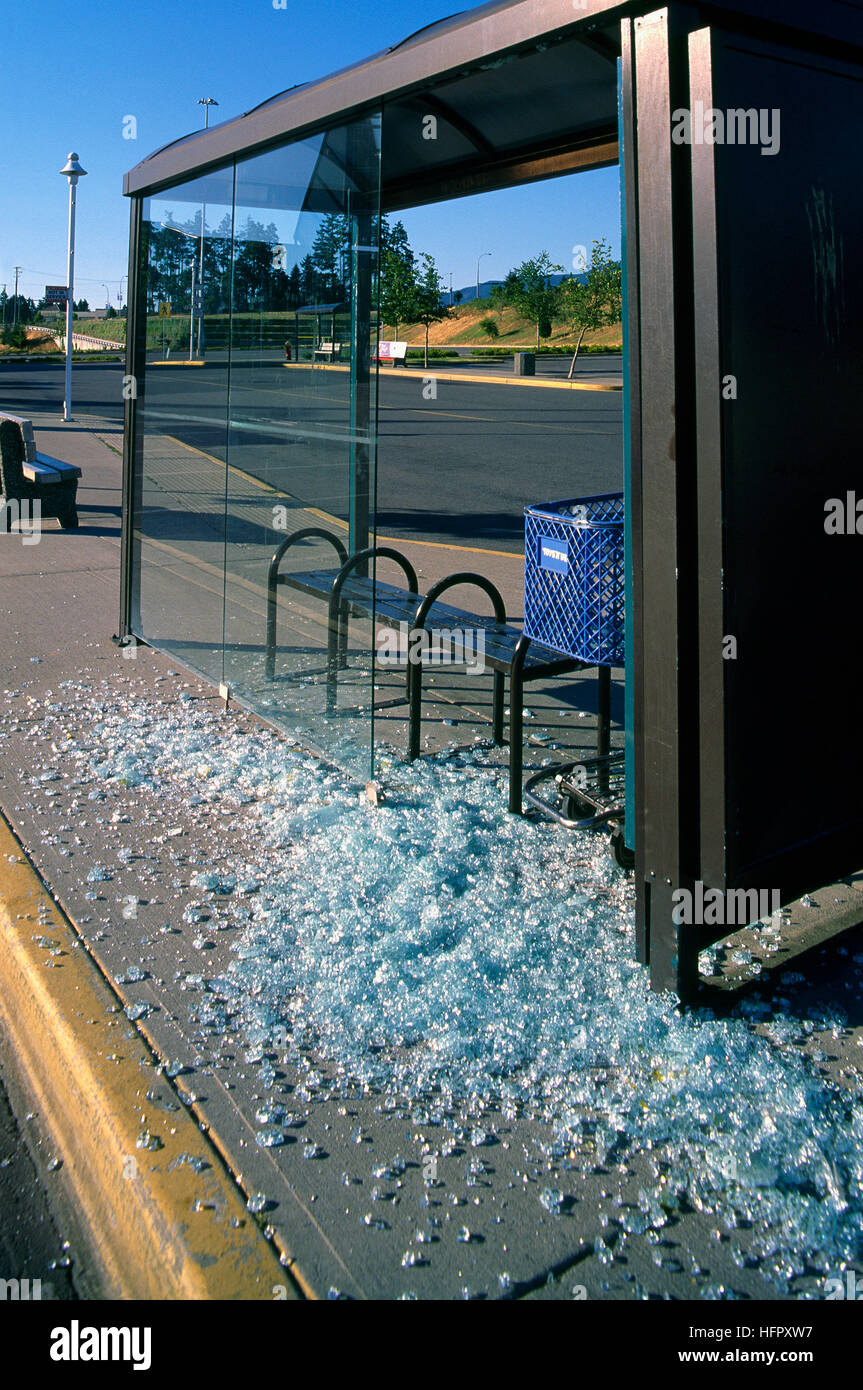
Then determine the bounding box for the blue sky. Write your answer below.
[1,0,620,307]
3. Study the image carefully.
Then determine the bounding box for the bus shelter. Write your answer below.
[121,0,863,996]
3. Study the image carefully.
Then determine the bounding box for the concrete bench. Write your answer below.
[373,340,407,367]
[266,528,606,812]
[0,415,81,530]
[0,411,37,462]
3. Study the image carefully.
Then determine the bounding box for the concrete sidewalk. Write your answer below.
[0,411,860,1300]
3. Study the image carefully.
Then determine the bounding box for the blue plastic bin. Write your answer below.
[523,493,625,666]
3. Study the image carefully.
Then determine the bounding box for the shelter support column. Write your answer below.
[118,195,146,641]
[349,207,373,570]
[624,8,702,996]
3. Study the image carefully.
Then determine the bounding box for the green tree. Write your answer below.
[311,213,349,298]
[478,316,499,340]
[558,238,622,377]
[491,252,563,348]
[379,250,417,339]
[379,217,414,268]
[299,254,320,305]
[410,253,451,368]
[287,263,301,309]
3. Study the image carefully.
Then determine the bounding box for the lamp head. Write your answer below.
[60,152,87,182]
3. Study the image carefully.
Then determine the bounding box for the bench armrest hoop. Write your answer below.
[328,546,419,615]
[412,572,506,630]
[268,527,348,589]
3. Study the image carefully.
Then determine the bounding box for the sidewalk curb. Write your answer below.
[0,810,301,1301]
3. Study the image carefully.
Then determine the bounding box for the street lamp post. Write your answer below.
[476,251,491,305]
[60,153,87,422]
[195,99,218,357]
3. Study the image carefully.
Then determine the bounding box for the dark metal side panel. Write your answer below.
[691,28,863,905]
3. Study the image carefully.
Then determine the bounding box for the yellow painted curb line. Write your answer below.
[282,361,621,391]
[0,811,301,1301]
[150,359,206,366]
[392,367,621,392]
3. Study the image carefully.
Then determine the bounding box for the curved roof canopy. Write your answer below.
[124,0,863,210]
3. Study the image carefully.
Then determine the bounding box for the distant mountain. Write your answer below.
[446,273,585,305]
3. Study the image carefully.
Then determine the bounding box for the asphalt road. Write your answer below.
[0,1048,79,1300]
[0,358,623,552]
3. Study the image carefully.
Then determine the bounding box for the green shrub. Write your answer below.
[1,324,27,350]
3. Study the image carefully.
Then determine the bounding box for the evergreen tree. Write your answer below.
[311,213,349,299]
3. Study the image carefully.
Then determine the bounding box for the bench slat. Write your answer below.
[277,568,582,672]
[34,452,82,479]
[22,463,63,485]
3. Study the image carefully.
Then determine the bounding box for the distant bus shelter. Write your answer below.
[121,0,863,995]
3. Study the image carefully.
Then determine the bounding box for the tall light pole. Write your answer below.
[476,251,491,305]
[161,223,198,360]
[195,99,218,357]
[13,266,22,326]
[60,154,87,422]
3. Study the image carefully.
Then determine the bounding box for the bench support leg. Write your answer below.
[407,643,423,761]
[265,581,278,682]
[597,665,611,795]
[326,611,341,713]
[338,602,349,670]
[509,637,530,814]
[492,671,504,745]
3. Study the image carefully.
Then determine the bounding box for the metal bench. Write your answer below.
[313,340,343,362]
[0,415,81,530]
[266,529,609,812]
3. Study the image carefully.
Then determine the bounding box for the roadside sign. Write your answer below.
[45,285,68,304]
[192,286,203,316]
[158,301,171,317]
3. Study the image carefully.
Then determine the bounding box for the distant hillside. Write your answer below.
[384,296,621,349]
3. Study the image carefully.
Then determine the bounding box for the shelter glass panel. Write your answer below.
[131,168,235,683]
[222,116,382,779]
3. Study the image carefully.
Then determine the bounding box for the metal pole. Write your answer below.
[349,204,373,569]
[188,256,195,361]
[475,251,491,304]
[197,205,205,356]
[13,266,21,326]
[64,182,76,420]
[195,98,217,358]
